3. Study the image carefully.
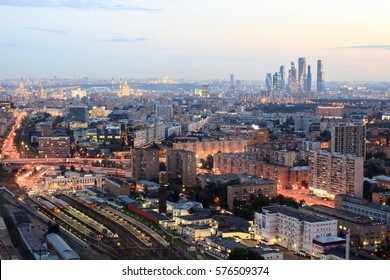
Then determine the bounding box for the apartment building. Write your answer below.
[308,150,364,198]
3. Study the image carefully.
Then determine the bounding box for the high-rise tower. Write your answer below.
[305,65,312,93]
[317,60,325,93]
[298,57,307,91]
[279,65,285,90]
[289,62,298,93]
[265,73,273,92]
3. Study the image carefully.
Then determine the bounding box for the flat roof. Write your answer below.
[263,205,331,223]
[178,214,212,221]
[145,210,170,221]
[313,236,345,245]
[107,177,129,186]
[205,236,248,250]
[374,175,390,183]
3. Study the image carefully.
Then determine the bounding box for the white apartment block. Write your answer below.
[254,205,337,255]
[308,150,364,198]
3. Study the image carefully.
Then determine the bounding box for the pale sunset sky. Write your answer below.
[0,0,389,81]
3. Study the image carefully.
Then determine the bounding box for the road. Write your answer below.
[1,111,26,159]
[278,188,334,208]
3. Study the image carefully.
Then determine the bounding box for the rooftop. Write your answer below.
[107,177,130,186]
[374,175,390,183]
[263,205,331,223]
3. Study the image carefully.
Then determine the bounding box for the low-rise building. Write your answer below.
[199,236,283,260]
[104,177,132,196]
[227,179,277,209]
[374,175,390,189]
[335,194,390,230]
[372,191,390,205]
[45,172,104,191]
[254,205,338,255]
[300,205,387,246]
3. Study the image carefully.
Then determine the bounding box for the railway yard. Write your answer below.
[0,186,188,260]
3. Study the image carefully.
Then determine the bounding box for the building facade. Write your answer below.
[331,124,366,157]
[38,136,70,158]
[227,180,277,209]
[167,150,197,188]
[300,205,387,246]
[308,150,364,198]
[130,148,160,182]
[254,205,338,255]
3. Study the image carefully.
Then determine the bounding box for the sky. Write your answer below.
[0,0,389,81]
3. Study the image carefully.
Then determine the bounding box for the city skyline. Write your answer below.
[0,0,389,81]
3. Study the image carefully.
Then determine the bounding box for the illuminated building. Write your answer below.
[118,81,131,97]
[300,205,387,246]
[308,150,364,198]
[254,205,338,255]
[331,124,366,157]
[71,88,86,98]
[38,136,70,158]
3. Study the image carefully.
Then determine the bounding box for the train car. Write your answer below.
[54,197,70,209]
[41,200,57,211]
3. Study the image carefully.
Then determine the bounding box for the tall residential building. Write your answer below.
[305,65,312,93]
[131,148,160,182]
[38,136,70,158]
[265,73,273,91]
[317,60,325,93]
[308,150,364,198]
[272,72,282,91]
[156,104,173,121]
[298,57,307,91]
[279,65,286,90]
[167,150,197,188]
[331,124,366,157]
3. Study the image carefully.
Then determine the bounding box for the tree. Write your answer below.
[301,180,309,188]
[201,154,214,170]
[70,165,76,172]
[230,248,264,260]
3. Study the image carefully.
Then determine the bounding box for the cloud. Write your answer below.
[340,45,390,50]
[0,0,161,11]
[100,37,151,43]
[24,26,67,34]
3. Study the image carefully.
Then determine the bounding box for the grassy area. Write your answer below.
[121,208,166,237]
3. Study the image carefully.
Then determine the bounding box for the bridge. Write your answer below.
[0,157,131,166]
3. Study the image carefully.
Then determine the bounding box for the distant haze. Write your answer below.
[0,0,389,81]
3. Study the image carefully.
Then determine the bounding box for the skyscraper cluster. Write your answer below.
[265,58,325,94]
